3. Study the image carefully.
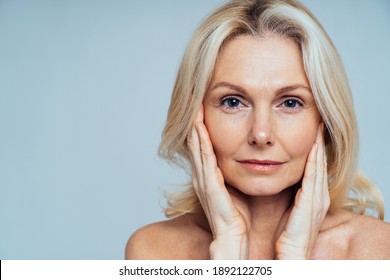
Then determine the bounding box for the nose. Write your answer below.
[247,108,274,147]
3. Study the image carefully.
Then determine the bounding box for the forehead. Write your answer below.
[211,35,309,90]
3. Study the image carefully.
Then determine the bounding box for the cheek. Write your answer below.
[282,119,318,164]
[277,118,319,187]
[204,112,243,159]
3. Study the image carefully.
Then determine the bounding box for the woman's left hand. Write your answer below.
[275,124,330,259]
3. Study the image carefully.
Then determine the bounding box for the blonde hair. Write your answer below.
[158,0,384,219]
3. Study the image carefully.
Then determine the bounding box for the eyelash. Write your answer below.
[279,98,304,111]
[220,96,304,111]
[220,96,246,111]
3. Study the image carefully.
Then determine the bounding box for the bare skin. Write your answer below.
[126,36,390,260]
[126,210,390,259]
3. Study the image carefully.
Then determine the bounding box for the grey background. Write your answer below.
[0,0,389,259]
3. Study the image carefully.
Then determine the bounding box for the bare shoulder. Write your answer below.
[313,209,390,259]
[348,213,390,259]
[125,213,212,260]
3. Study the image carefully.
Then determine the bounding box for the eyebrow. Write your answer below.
[210,82,312,96]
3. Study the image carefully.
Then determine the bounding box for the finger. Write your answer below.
[193,104,218,174]
[320,124,330,205]
[195,104,204,124]
[314,125,330,209]
[191,164,199,193]
[188,104,205,173]
[195,111,231,205]
[189,123,204,190]
[301,143,317,199]
[194,104,219,183]
[187,105,204,152]
[196,121,219,179]
[315,129,324,193]
[315,122,325,146]
[194,107,238,199]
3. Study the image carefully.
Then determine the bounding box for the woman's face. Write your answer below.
[203,35,321,196]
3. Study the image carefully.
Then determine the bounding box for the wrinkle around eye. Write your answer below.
[219,95,250,113]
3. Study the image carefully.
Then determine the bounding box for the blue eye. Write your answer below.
[222,97,242,108]
[282,98,302,108]
[226,98,240,107]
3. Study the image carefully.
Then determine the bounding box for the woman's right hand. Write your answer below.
[187,105,250,259]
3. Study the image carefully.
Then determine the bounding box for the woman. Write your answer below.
[126,0,390,259]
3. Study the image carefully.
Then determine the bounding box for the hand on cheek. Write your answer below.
[187,104,250,259]
[276,123,330,259]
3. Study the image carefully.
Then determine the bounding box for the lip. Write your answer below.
[237,159,285,172]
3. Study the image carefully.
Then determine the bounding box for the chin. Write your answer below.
[227,177,300,197]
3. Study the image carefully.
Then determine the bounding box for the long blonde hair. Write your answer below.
[158,0,384,219]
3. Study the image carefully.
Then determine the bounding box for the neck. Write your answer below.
[195,184,298,259]
[248,187,294,230]
[246,186,296,259]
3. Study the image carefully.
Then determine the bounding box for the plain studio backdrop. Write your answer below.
[0,0,389,259]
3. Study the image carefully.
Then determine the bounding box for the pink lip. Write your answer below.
[237,159,285,172]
